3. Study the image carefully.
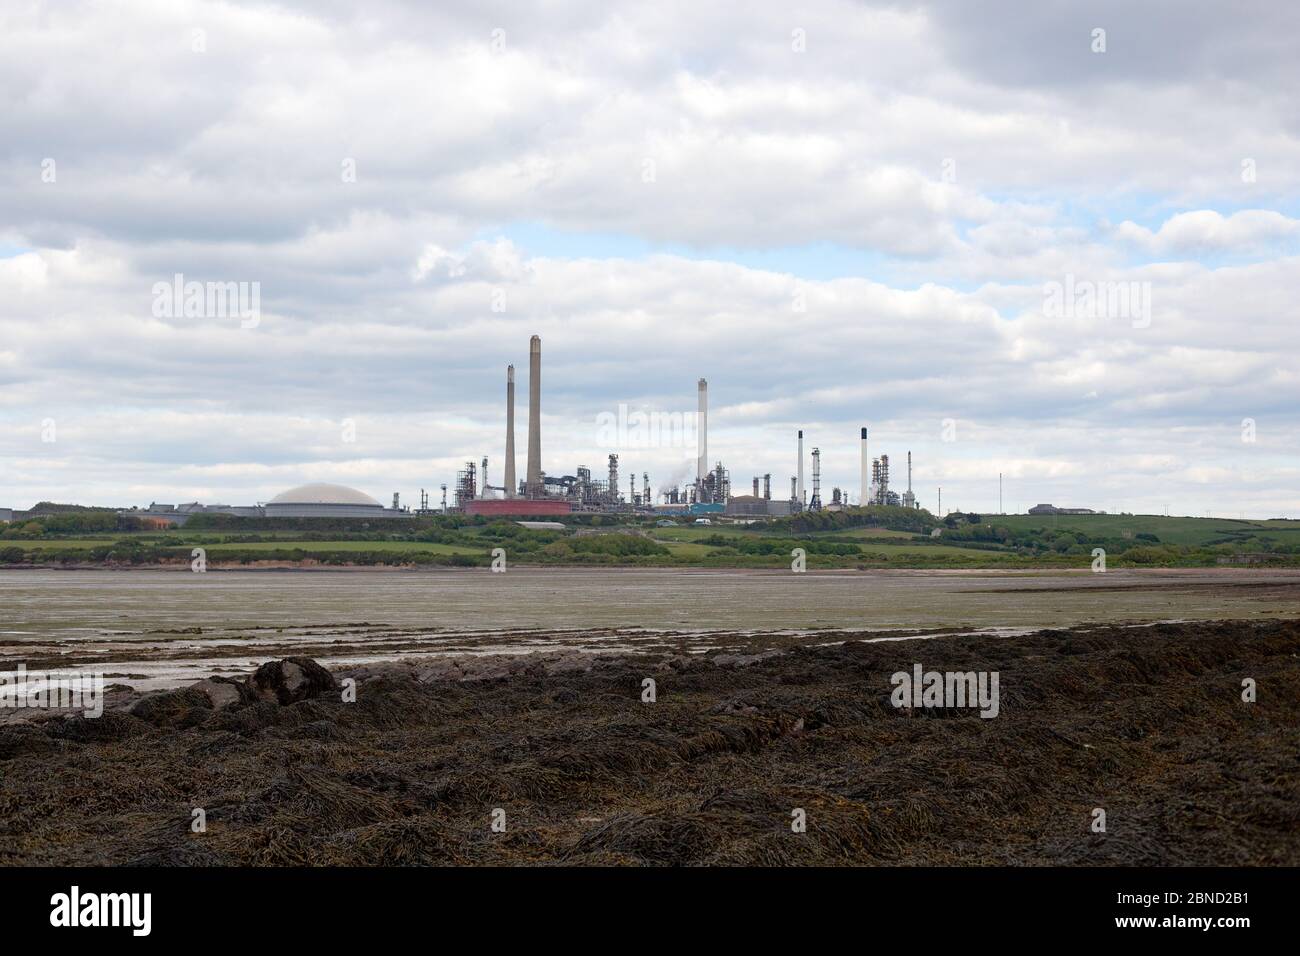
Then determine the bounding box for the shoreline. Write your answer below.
[0,621,1086,702]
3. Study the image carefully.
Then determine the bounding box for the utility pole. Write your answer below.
[999,473,1003,515]
[938,486,942,517]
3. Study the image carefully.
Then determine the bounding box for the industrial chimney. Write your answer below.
[696,378,708,493]
[810,447,822,511]
[860,427,869,506]
[504,365,516,498]
[796,430,805,508]
[902,450,916,510]
[526,336,542,497]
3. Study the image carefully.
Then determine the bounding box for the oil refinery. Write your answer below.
[106,333,927,524]
[445,334,924,520]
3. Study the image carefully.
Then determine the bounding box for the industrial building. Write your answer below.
[466,498,572,517]
[264,483,407,519]
[723,472,791,517]
[1028,504,1099,516]
[118,501,264,525]
[725,495,792,517]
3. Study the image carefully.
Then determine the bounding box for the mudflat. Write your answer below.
[4,567,1300,689]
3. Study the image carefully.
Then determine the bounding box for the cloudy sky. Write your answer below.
[2,0,1297,516]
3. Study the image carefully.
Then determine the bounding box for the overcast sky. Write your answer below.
[2,0,1297,516]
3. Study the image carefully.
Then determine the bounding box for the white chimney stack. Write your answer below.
[504,365,516,498]
[526,336,542,497]
[697,378,708,487]
[796,429,804,506]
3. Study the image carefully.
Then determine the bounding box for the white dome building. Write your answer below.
[264,483,396,518]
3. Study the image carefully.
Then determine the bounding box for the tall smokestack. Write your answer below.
[697,378,708,489]
[860,427,869,505]
[526,335,542,496]
[504,365,516,498]
[810,447,821,511]
[796,430,804,506]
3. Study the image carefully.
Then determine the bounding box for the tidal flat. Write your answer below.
[3,567,1299,689]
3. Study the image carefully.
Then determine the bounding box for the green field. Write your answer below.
[5,509,1300,569]
[993,513,1300,548]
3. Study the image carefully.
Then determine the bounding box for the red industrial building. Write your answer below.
[464,498,572,517]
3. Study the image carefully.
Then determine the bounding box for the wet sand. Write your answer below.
[3,567,1300,689]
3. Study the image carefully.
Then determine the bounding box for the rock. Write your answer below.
[46,711,151,741]
[414,659,466,682]
[712,650,782,668]
[249,657,338,705]
[710,696,761,716]
[189,676,254,710]
[130,688,213,727]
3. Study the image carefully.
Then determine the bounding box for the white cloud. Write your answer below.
[1,0,1298,516]
[1115,210,1300,255]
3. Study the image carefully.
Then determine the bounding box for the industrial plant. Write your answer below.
[102,334,927,524]
[444,335,924,520]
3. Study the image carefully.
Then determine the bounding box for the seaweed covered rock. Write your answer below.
[190,676,257,710]
[130,687,214,727]
[202,700,292,736]
[0,723,62,760]
[249,657,338,705]
[43,711,151,742]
